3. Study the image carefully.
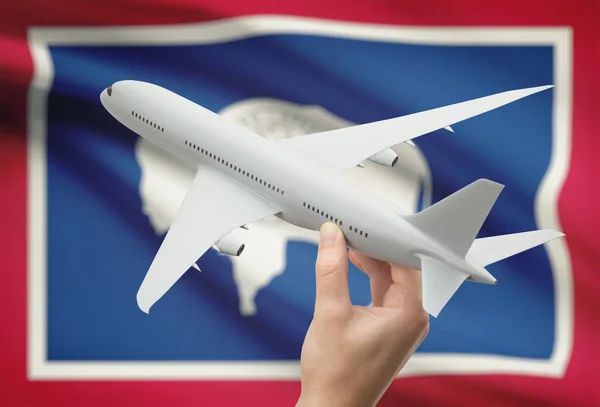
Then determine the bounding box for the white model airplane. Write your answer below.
[101,81,562,317]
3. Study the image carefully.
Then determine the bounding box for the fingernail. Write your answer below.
[320,222,339,246]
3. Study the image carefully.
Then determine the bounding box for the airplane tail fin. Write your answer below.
[405,179,504,257]
[467,230,564,266]
[406,180,564,317]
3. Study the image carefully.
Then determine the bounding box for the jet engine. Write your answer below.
[212,229,245,256]
[368,148,399,167]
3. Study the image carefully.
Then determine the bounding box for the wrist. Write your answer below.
[296,388,376,407]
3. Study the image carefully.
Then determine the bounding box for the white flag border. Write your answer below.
[26,15,573,380]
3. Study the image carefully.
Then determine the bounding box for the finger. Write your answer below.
[314,222,352,319]
[382,265,423,308]
[391,264,422,303]
[349,250,393,307]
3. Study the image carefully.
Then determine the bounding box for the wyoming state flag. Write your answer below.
[1,1,598,406]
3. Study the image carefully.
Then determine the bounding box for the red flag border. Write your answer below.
[1,1,598,405]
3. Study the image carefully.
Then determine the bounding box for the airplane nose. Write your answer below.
[100,84,115,108]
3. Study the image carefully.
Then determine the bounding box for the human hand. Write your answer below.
[297,222,429,407]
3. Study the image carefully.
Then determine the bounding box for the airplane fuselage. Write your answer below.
[101,81,495,284]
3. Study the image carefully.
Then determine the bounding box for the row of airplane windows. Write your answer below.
[132,111,164,132]
[303,202,342,226]
[302,202,369,238]
[349,225,368,238]
[184,140,285,196]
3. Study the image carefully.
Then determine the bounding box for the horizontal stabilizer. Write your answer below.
[405,179,504,257]
[418,255,468,317]
[467,229,564,266]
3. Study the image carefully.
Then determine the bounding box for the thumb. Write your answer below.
[314,222,351,318]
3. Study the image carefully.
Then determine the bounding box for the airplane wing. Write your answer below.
[137,166,281,313]
[278,85,552,174]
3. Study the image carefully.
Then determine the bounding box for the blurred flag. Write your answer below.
[1,1,598,406]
